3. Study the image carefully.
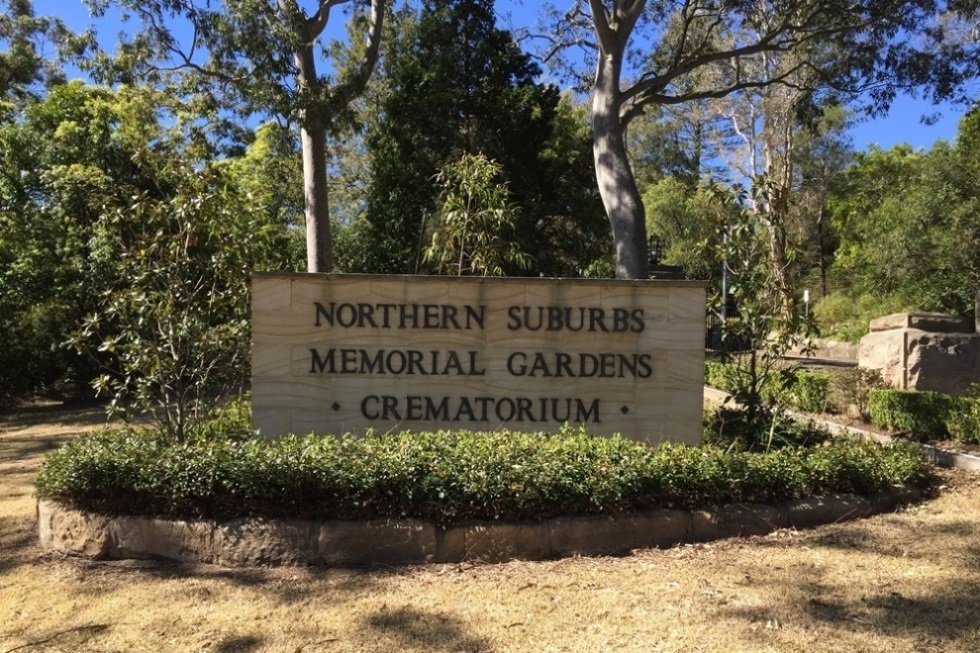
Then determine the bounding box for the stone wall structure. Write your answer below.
[37,489,920,567]
[858,312,980,395]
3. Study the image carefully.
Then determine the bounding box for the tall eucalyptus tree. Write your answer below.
[86,0,386,271]
[541,0,979,279]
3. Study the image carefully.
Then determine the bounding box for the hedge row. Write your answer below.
[704,360,832,413]
[35,426,933,524]
[868,388,980,443]
[705,361,889,418]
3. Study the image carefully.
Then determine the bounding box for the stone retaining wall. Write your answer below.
[38,488,921,567]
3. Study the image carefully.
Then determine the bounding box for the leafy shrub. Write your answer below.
[827,367,885,418]
[784,371,831,413]
[36,424,933,524]
[184,397,254,442]
[867,389,956,441]
[813,292,907,343]
[945,384,980,444]
[706,361,831,414]
[703,407,831,452]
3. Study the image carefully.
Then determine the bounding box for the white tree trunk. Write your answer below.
[593,54,647,280]
[301,122,331,272]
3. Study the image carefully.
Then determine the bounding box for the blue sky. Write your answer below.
[35,0,967,152]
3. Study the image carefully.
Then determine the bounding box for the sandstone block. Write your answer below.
[783,494,872,529]
[37,500,111,558]
[434,525,466,563]
[870,488,921,513]
[869,312,971,334]
[690,503,784,542]
[319,520,436,566]
[109,515,216,563]
[217,519,318,566]
[859,328,980,395]
[549,510,690,556]
[454,522,550,562]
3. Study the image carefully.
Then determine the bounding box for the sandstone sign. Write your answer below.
[251,273,706,444]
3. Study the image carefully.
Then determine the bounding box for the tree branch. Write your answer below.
[588,0,615,53]
[306,0,349,41]
[333,0,386,107]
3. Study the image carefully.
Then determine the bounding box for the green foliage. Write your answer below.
[70,165,281,441]
[643,176,722,281]
[0,0,94,101]
[702,407,832,452]
[361,0,606,276]
[699,178,814,436]
[788,371,831,414]
[944,384,980,445]
[827,367,885,419]
[0,81,293,412]
[706,360,831,415]
[867,389,956,441]
[424,153,530,276]
[0,82,174,406]
[812,291,908,343]
[826,136,980,320]
[36,424,932,523]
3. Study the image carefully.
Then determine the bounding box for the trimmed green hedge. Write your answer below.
[868,387,980,444]
[867,389,956,441]
[35,426,932,524]
[704,361,831,413]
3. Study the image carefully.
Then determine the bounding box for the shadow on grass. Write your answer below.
[62,557,405,607]
[364,606,492,653]
[0,434,75,462]
[719,512,980,644]
[721,576,980,643]
[214,635,264,652]
[1,623,110,653]
[0,401,109,431]
[0,516,38,577]
[805,518,978,561]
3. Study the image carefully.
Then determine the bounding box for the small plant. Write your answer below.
[424,153,531,276]
[703,407,831,452]
[946,384,980,444]
[868,389,956,441]
[698,178,815,444]
[706,361,831,415]
[828,367,885,418]
[783,370,831,413]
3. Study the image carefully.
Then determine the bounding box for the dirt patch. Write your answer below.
[3,404,980,652]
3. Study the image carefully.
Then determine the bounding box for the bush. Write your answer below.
[813,292,907,343]
[703,407,832,452]
[867,389,956,441]
[36,423,933,524]
[785,371,831,413]
[705,361,830,414]
[827,367,884,418]
[945,384,980,444]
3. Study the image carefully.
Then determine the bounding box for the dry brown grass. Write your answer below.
[2,404,979,653]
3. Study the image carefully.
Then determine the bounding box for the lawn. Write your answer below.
[2,402,979,653]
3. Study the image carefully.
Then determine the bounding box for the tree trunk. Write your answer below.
[295,38,331,273]
[593,54,647,280]
[301,123,331,272]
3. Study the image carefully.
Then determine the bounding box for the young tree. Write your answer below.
[86,0,387,272]
[701,178,814,443]
[540,0,977,279]
[360,0,606,276]
[424,153,530,276]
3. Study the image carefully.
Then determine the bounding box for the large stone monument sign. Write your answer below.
[251,273,706,444]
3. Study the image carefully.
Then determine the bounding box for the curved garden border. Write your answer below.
[38,487,920,567]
